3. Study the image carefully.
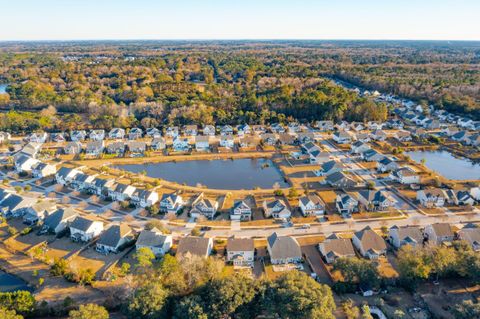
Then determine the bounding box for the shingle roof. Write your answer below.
[97,223,133,248]
[227,238,254,252]
[267,232,302,260]
[354,226,386,252]
[136,228,170,248]
[176,236,211,258]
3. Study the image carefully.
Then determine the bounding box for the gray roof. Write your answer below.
[70,216,102,232]
[267,232,302,260]
[136,228,170,248]
[354,226,387,252]
[320,237,355,259]
[44,208,78,230]
[177,236,211,258]
[97,223,133,248]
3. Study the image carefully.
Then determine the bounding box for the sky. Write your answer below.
[0,0,479,41]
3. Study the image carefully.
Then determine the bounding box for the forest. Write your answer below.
[0,40,478,131]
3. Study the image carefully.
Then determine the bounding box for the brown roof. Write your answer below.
[431,223,454,237]
[227,237,254,252]
[319,235,355,259]
[354,227,387,252]
[176,236,211,259]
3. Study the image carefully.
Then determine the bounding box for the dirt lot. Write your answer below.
[69,246,123,278]
[46,237,85,261]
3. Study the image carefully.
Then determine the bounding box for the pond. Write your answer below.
[406,150,480,180]
[0,271,33,293]
[115,158,289,190]
[0,84,8,94]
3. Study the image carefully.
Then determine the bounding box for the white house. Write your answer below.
[131,189,159,208]
[15,155,40,173]
[108,128,126,140]
[457,224,480,251]
[230,200,252,221]
[42,208,78,235]
[299,195,325,217]
[219,135,234,148]
[227,237,255,268]
[70,216,104,242]
[389,167,420,184]
[108,183,136,202]
[172,137,190,152]
[190,194,218,219]
[159,193,184,214]
[263,199,291,219]
[32,162,57,178]
[424,223,454,246]
[267,232,302,265]
[136,228,173,257]
[336,194,358,217]
[333,131,352,144]
[96,223,134,254]
[55,167,81,185]
[195,136,210,151]
[416,189,449,207]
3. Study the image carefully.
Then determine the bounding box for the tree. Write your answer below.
[333,257,381,289]
[451,300,480,319]
[287,187,299,199]
[50,258,69,276]
[0,291,35,315]
[134,247,155,269]
[361,305,373,319]
[128,281,169,318]
[342,299,360,319]
[68,304,109,319]
[396,245,431,288]
[263,271,336,319]
[429,246,456,281]
[174,295,208,319]
[0,307,23,319]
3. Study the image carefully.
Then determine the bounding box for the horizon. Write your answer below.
[1,0,479,41]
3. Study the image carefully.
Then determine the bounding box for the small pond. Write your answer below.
[406,150,480,180]
[115,158,289,190]
[0,271,33,293]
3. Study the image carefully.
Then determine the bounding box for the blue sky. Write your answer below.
[1,0,479,41]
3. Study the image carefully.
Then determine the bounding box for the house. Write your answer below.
[105,141,125,155]
[263,199,291,219]
[136,228,173,257]
[237,124,251,137]
[28,132,48,143]
[394,130,412,142]
[89,130,105,141]
[70,130,87,141]
[239,136,258,148]
[350,122,364,131]
[219,135,234,148]
[195,136,210,151]
[172,137,190,152]
[69,216,104,242]
[190,193,218,219]
[108,128,126,140]
[299,195,325,217]
[287,122,300,133]
[55,167,81,185]
[318,234,356,264]
[278,133,296,146]
[41,207,78,235]
[314,160,343,177]
[261,133,277,146]
[127,141,147,156]
[131,189,159,208]
[203,125,216,136]
[416,189,449,207]
[23,200,57,225]
[165,126,179,138]
[457,224,480,251]
[361,149,384,162]
[270,123,285,134]
[220,125,234,136]
[71,173,96,191]
[357,189,396,211]
[145,127,161,138]
[252,125,267,135]
[351,141,371,154]
[307,147,330,164]
[17,142,42,159]
[377,157,399,173]
[389,225,424,249]
[424,223,454,246]
[336,193,359,217]
[128,127,143,140]
[159,193,184,214]
[90,177,115,197]
[85,141,104,156]
[230,200,252,221]
[367,121,384,130]
[389,167,420,184]
[455,190,474,206]
[267,232,302,265]
[352,226,387,259]
[227,237,255,268]
[0,195,36,218]
[64,141,83,154]
[32,162,57,178]
[108,183,136,201]
[14,155,40,173]
[183,125,198,136]
[50,133,66,143]
[96,223,134,254]
[315,120,334,131]
[333,131,352,144]
[451,131,470,143]
[176,236,213,260]
[370,129,387,141]
[151,137,166,151]
[355,133,371,143]
[325,172,356,188]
